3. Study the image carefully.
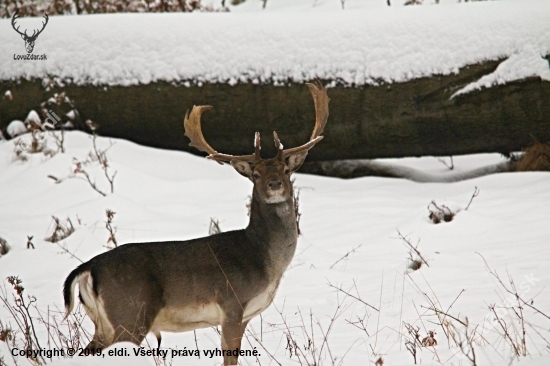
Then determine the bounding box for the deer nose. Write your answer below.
[268,179,282,190]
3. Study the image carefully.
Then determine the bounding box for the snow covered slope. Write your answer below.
[1,0,549,87]
[0,132,549,365]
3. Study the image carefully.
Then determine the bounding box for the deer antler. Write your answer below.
[11,12,48,40]
[11,11,26,37]
[184,79,328,164]
[31,14,49,40]
[275,78,330,159]
[183,105,260,164]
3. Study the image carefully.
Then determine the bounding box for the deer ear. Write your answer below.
[286,151,308,173]
[230,161,254,180]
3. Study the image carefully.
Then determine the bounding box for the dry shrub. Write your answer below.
[209,217,221,236]
[516,141,550,172]
[105,209,118,247]
[44,216,75,243]
[428,201,454,224]
[1,0,218,18]
[0,276,91,363]
[0,237,9,257]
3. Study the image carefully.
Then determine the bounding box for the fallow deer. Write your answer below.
[63,80,329,365]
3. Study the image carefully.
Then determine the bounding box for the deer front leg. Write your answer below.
[220,307,248,366]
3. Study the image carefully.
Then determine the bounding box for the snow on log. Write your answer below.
[1,1,549,160]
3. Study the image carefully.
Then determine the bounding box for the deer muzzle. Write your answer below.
[268,179,282,191]
[264,178,287,203]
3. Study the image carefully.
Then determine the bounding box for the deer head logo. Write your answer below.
[11,12,49,54]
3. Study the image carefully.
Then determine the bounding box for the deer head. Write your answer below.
[12,12,49,54]
[183,79,329,205]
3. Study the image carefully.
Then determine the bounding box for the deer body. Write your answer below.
[63,81,328,365]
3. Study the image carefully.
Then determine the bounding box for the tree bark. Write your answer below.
[1,58,549,161]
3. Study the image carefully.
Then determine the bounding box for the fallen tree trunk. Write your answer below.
[1,58,549,160]
[300,159,517,182]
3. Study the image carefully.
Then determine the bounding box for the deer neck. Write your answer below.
[245,191,298,276]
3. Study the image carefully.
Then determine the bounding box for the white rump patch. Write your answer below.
[78,272,115,345]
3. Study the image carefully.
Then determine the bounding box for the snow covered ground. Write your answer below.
[0,131,549,365]
[1,1,549,365]
[2,0,549,89]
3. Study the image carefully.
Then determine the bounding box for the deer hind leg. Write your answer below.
[103,287,162,347]
[79,272,162,350]
[221,307,249,366]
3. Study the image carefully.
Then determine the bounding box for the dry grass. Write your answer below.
[516,141,550,172]
[105,209,118,248]
[0,277,92,365]
[208,218,222,236]
[44,216,75,243]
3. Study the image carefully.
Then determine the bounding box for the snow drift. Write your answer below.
[1,0,549,89]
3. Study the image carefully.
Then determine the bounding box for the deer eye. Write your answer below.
[284,168,290,175]
[253,173,261,180]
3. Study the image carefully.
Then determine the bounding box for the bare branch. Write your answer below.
[420,305,467,327]
[465,186,480,211]
[327,281,379,311]
[329,244,362,269]
[489,305,521,357]
[73,160,107,196]
[437,156,454,170]
[91,134,116,194]
[53,241,83,263]
[477,253,550,320]
[395,230,429,267]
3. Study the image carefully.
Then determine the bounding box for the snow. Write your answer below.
[25,110,41,126]
[65,109,77,120]
[452,45,550,98]
[5,120,27,138]
[1,0,549,89]
[0,131,549,365]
